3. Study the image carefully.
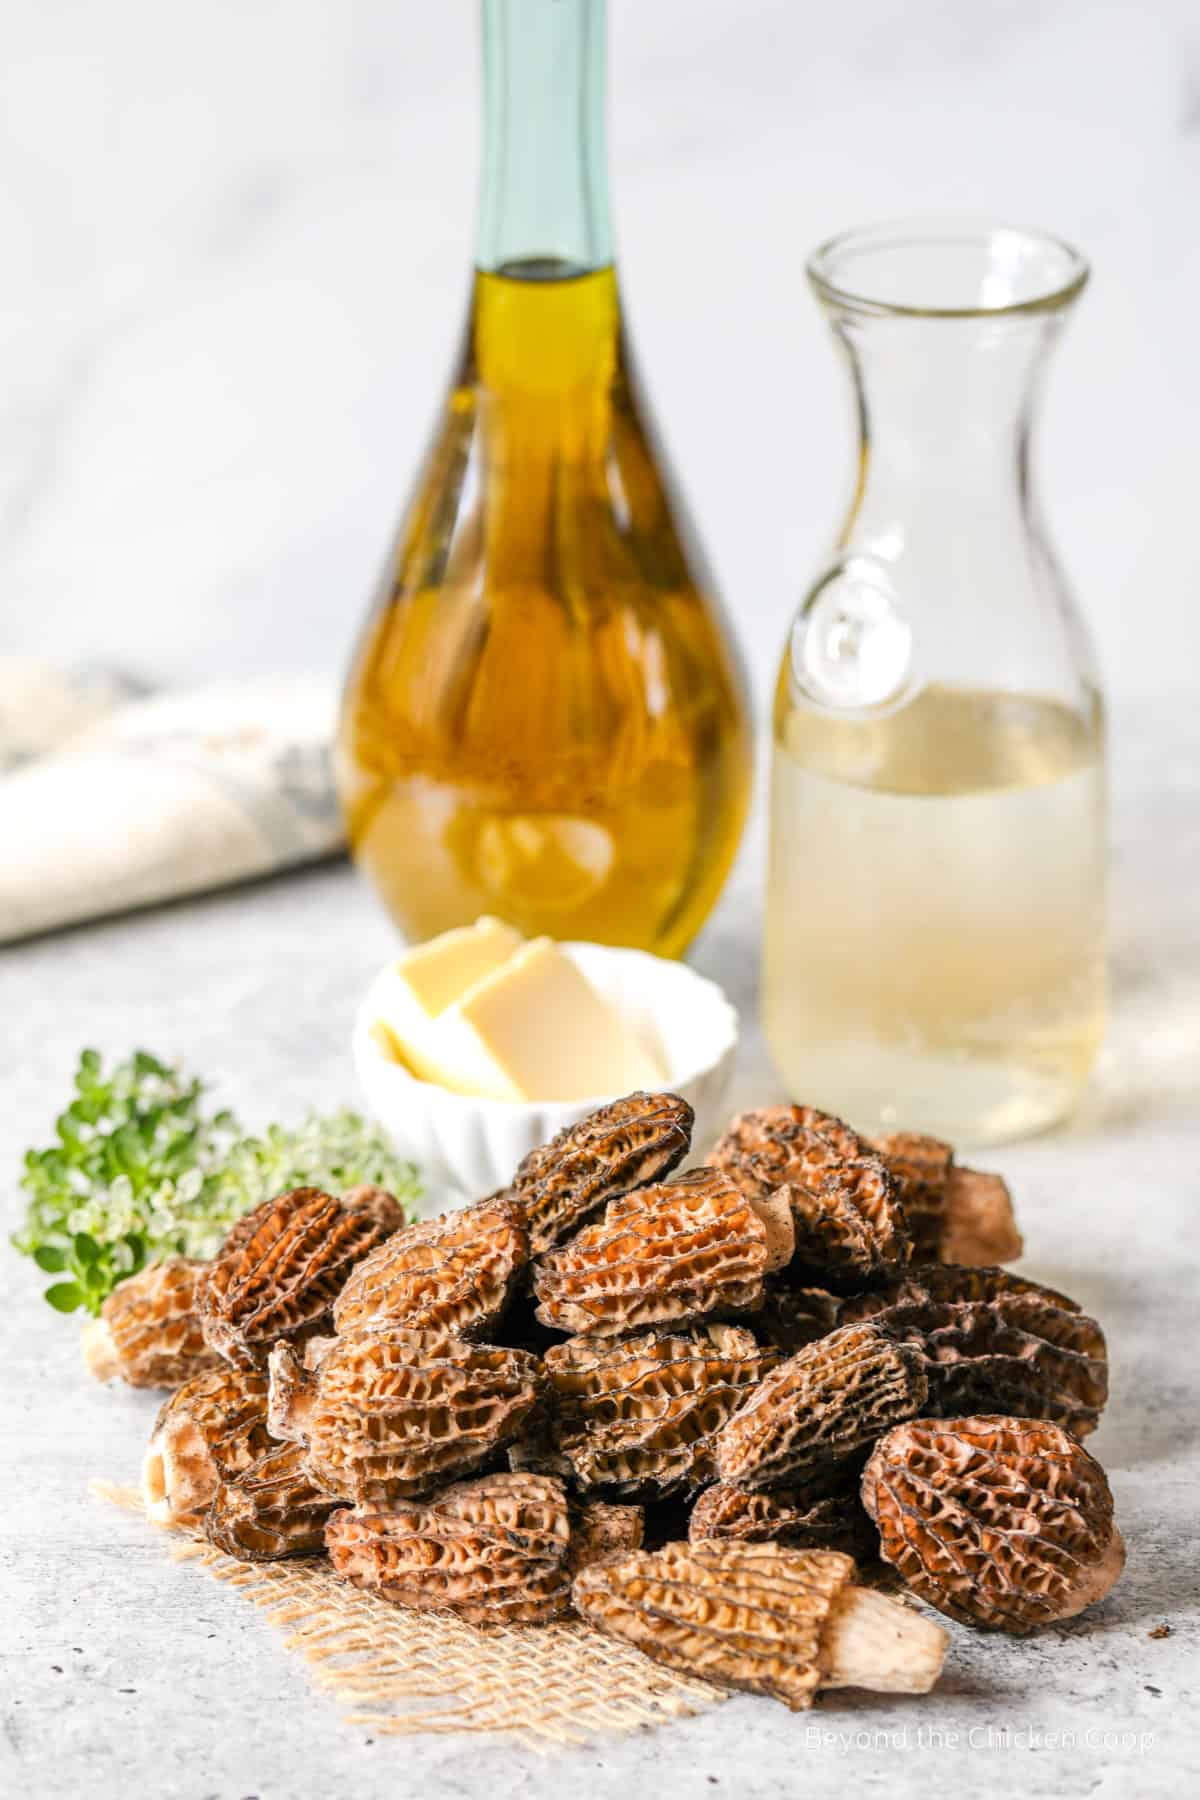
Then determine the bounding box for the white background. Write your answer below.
[3,0,1198,706]
[2,19,1198,1792]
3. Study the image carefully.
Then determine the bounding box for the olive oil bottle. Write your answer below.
[338,0,750,954]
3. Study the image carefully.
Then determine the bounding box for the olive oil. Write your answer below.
[764,684,1107,1144]
[339,264,749,953]
[338,0,750,961]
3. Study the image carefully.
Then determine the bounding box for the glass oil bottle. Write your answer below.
[765,222,1106,1143]
[337,0,751,955]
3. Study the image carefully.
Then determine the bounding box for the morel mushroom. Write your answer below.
[861,1415,1126,1632]
[269,1324,542,1504]
[141,1365,271,1527]
[839,1262,1083,1321]
[536,1324,778,1500]
[837,1263,1107,1433]
[867,1131,953,1258]
[712,1105,909,1286]
[689,1465,877,1563]
[206,1442,337,1562]
[715,1322,928,1491]
[82,1258,219,1389]
[326,1472,640,1624]
[332,1192,528,1341]
[197,1187,390,1369]
[573,1541,948,1710]
[869,1133,1023,1266]
[510,1091,694,1254]
[886,1297,1106,1437]
[532,1167,783,1338]
[339,1184,410,1236]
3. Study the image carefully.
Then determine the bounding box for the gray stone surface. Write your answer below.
[2,699,1197,1799]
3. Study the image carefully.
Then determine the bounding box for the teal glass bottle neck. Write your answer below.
[476,0,614,279]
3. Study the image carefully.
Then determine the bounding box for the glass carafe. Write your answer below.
[764,221,1106,1145]
[337,0,750,956]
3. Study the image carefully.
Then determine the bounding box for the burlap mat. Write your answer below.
[91,1479,724,1751]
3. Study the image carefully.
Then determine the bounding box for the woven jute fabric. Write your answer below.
[91,1480,723,1750]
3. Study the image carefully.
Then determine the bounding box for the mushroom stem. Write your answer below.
[941,1166,1023,1265]
[746,1191,796,1274]
[81,1317,121,1383]
[819,1586,949,1694]
[1055,1524,1126,1622]
[141,1419,217,1526]
[267,1342,318,1441]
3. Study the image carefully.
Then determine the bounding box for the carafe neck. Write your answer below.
[476,0,613,279]
[837,315,1060,512]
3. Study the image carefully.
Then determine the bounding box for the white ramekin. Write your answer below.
[352,941,739,1203]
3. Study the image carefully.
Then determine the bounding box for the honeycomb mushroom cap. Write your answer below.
[573,1538,946,1707]
[839,1262,1083,1320]
[711,1106,910,1287]
[141,1365,271,1527]
[689,1466,878,1562]
[877,1296,1108,1437]
[869,1132,954,1259]
[270,1324,543,1505]
[532,1167,773,1338]
[861,1415,1126,1632]
[572,1541,860,1710]
[540,1324,778,1500]
[326,1472,577,1624]
[715,1321,928,1492]
[332,1192,528,1341]
[83,1258,220,1389]
[339,1184,410,1236]
[511,1091,695,1255]
[573,1539,857,1708]
[197,1188,391,1368]
[757,1105,866,1164]
[206,1442,337,1562]
[837,1264,1106,1434]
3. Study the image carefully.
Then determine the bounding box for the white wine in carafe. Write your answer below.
[764,684,1107,1145]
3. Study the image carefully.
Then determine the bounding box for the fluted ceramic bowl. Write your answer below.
[352,942,739,1204]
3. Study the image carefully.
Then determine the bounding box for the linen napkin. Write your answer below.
[0,660,346,943]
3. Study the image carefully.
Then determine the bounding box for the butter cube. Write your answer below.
[374,916,524,1089]
[452,938,663,1103]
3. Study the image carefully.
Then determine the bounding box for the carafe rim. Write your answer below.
[808,216,1089,322]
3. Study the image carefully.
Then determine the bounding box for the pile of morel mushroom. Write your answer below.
[86,1095,1122,1713]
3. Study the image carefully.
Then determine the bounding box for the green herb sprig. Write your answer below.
[12,1049,421,1315]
